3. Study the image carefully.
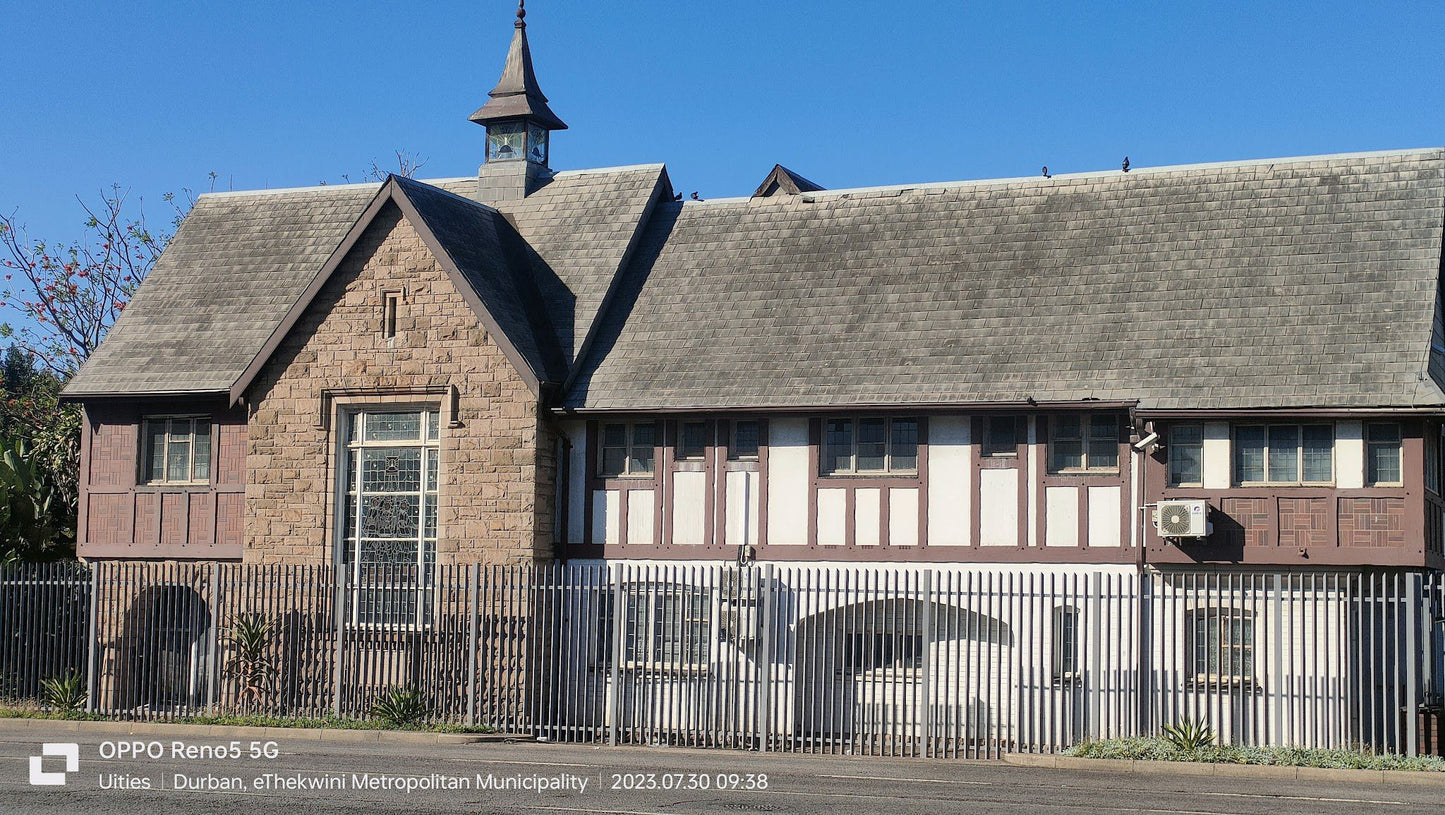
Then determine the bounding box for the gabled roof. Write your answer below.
[227,176,561,403]
[63,164,667,399]
[752,164,825,197]
[564,148,1445,412]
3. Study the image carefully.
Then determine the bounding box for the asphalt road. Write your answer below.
[0,722,1438,814]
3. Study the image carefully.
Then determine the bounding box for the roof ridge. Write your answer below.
[193,164,670,201]
[676,146,1445,207]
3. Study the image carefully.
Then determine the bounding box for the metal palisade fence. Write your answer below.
[0,561,1439,758]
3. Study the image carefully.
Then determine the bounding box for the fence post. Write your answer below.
[84,563,100,714]
[758,563,774,753]
[466,563,480,728]
[1087,571,1102,743]
[1407,573,1421,756]
[332,564,346,719]
[921,569,934,758]
[607,565,624,747]
[206,561,221,714]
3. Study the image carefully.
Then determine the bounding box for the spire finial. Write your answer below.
[516,0,525,28]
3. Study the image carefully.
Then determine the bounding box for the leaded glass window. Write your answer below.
[341,408,440,627]
[821,417,920,475]
[1049,413,1120,473]
[142,417,211,484]
[1233,423,1333,485]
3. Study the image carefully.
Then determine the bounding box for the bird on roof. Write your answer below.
[1122,156,1131,172]
[1042,166,1050,178]
[690,191,700,200]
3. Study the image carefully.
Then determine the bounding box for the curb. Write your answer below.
[0,717,531,746]
[1001,753,1445,787]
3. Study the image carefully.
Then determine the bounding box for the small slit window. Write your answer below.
[382,291,402,339]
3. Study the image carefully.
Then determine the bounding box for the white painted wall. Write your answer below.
[855,488,881,546]
[890,488,919,546]
[1045,486,1079,547]
[592,489,619,545]
[670,472,707,545]
[1336,420,1364,489]
[928,416,971,546]
[817,488,846,546]
[767,418,809,544]
[725,470,760,546]
[980,469,1019,546]
[1088,486,1122,547]
[1203,422,1231,489]
[562,420,587,545]
[1027,418,1040,547]
[626,490,655,545]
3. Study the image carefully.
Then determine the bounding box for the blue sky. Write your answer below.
[2,1,1444,242]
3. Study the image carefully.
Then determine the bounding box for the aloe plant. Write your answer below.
[40,671,86,713]
[223,614,277,707]
[370,686,428,727]
[1162,718,1215,752]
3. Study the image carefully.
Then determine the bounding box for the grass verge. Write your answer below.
[0,703,494,734]
[1067,737,1445,772]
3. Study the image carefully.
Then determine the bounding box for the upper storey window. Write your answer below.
[1049,414,1119,473]
[822,418,918,475]
[142,417,211,484]
[599,422,656,478]
[1365,422,1402,486]
[1167,424,1205,487]
[1233,424,1333,485]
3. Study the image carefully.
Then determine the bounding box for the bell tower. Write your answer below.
[472,1,568,201]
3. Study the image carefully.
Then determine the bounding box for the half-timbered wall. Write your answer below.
[77,398,247,560]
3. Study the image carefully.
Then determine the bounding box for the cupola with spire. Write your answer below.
[473,1,567,200]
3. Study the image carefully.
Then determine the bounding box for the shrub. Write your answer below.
[370,686,428,727]
[1162,718,1215,752]
[39,672,85,714]
[223,614,277,707]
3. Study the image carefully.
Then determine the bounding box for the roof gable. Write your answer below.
[228,176,558,403]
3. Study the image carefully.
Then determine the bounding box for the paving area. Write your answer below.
[0,720,1439,814]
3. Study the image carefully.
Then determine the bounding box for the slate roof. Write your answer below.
[564,149,1445,411]
[64,165,665,397]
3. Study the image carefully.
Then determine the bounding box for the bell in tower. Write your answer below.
[472,1,568,200]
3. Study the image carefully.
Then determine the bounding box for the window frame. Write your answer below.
[1167,423,1205,487]
[598,421,659,479]
[729,419,761,461]
[1190,607,1255,686]
[1231,422,1335,486]
[982,415,1021,457]
[676,420,710,462]
[1365,421,1404,487]
[1047,413,1122,474]
[820,416,920,477]
[338,407,442,630]
[140,415,213,486]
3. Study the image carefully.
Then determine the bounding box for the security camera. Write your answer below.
[1133,431,1160,451]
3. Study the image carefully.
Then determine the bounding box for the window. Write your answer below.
[730,420,760,460]
[1233,424,1333,485]
[599,422,656,477]
[844,631,924,673]
[340,409,441,627]
[1366,422,1403,486]
[678,421,709,460]
[1168,424,1204,487]
[1049,414,1119,473]
[1192,609,1254,683]
[822,417,919,475]
[1052,606,1080,681]
[381,291,401,339]
[983,416,1020,457]
[622,585,712,669]
[142,417,212,484]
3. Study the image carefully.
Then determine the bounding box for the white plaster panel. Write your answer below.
[817,488,847,546]
[1336,420,1364,489]
[979,469,1019,547]
[1027,418,1039,547]
[670,472,706,545]
[725,470,760,546]
[1045,486,1079,547]
[890,488,919,547]
[593,489,618,546]
[1088,486,1122,547]
[563,420,587,545]
[767,418,809,544]
[1203,422,1231,489]
[927,416,970,545]
[855,488,881,546]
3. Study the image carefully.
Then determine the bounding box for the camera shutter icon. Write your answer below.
[29,743,79,786]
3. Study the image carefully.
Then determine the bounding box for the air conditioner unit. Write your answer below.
[1156,499,1209,538]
